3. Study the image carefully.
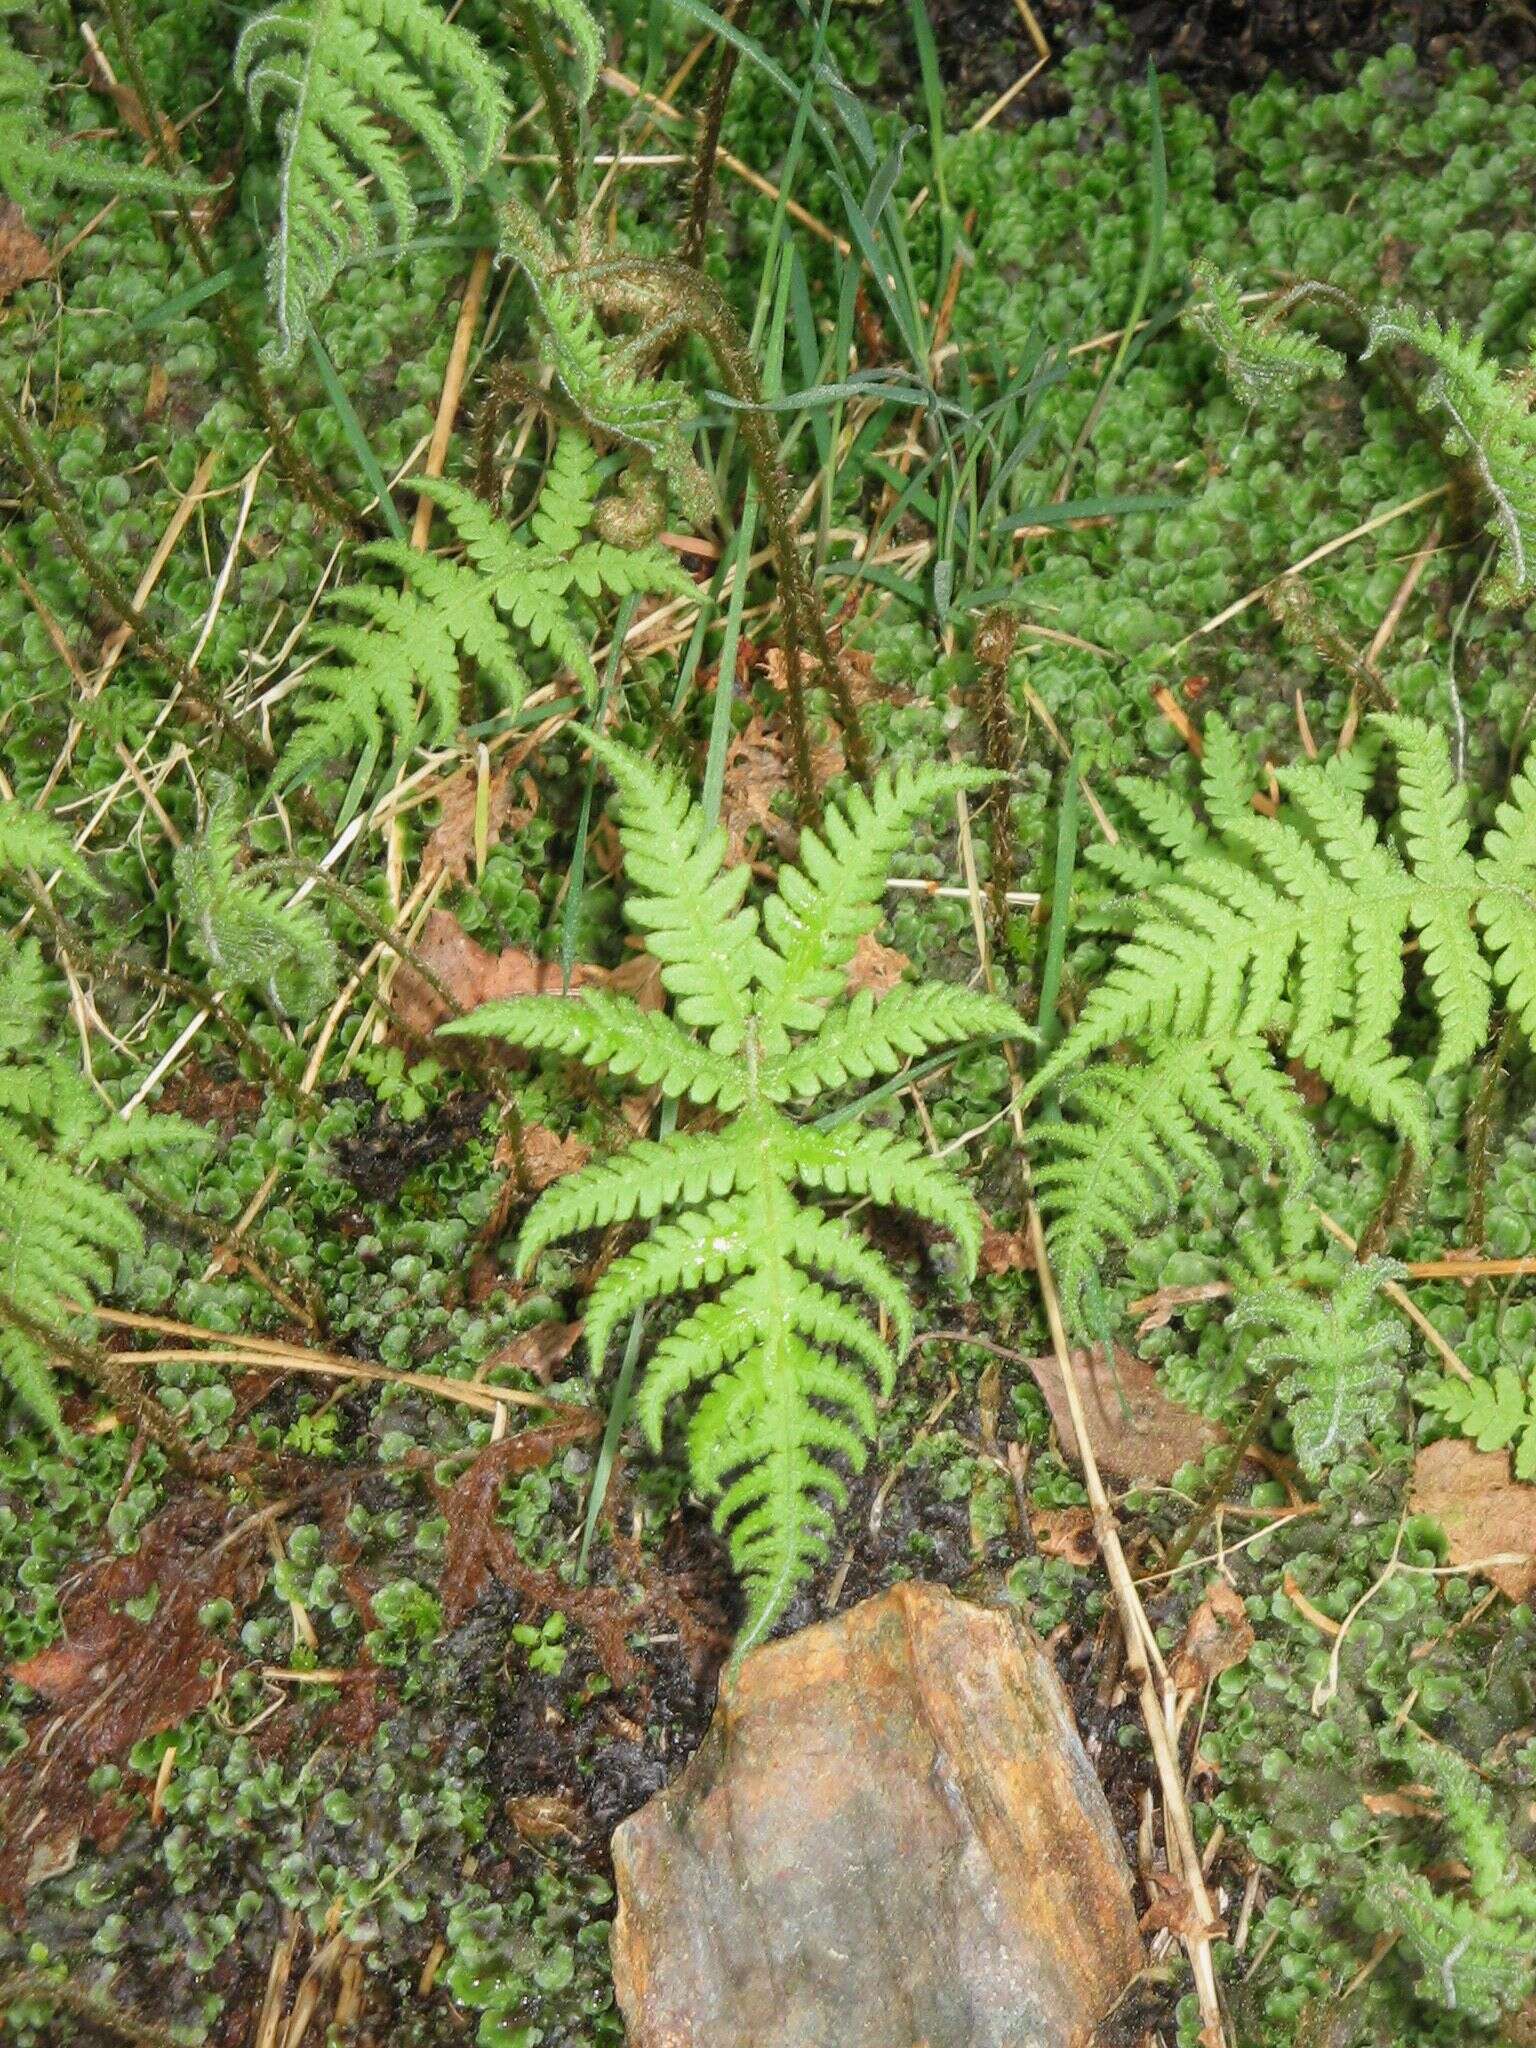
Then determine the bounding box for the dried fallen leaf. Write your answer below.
[392,910,610,1039]
[0,202,50,299]
[847,931,910,996]
[482,1320,584,1385]
[1026,1345,1223,1485]
[979,1218,1034,1275]
[1410,1437,1536,1602]
[1362,1786,1440,1820]
[1139,1868,1227,1941]
[1172,1579,1254,1694]
[507,1792,585,1844]
[496,1123,591,1192]
[721,713,794,865]
[1030,1505,1097,1566]
[423,759,535,886]
[0,1497,265,1903]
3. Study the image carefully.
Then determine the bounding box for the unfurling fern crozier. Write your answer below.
[443,736,1025,1648]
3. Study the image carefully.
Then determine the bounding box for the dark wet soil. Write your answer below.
[927,0,1536,117]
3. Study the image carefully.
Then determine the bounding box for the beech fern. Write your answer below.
[1031,716,1536,1316]
[443,734,1023,1647]
[277,431,693,810]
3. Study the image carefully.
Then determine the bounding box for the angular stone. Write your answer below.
[611,1582,1144,2048]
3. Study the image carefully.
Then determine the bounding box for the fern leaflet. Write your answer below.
[235,0,522,360]
[444,733,1025,1647]
[1421,1364,1536,1482]
[0,37,210,210]
[1185,264,1344,406]
[174,775,338,1015]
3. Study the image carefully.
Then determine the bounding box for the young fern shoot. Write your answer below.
[1029,716,1536,1320]
[443,735,1025,1649]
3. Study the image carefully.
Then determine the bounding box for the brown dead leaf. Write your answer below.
[423,760,535,886]
[0,1496,266,1903]
[979,1217,1034,1276]
[392,910,611,1039]
[847,931,910,996]
[1025,1344,1224,1484]
[1172,1578,1254,1694]
[436,1420,602,1627]
[1362,1786,1440,1820]
[506,1792,585,1844]
[721,713,794,864]
[1030,1505,1097,1566]
[1410,1437,1536,1602]
[0,202,50,299]
[482,1320,584,1385]
[1139,1869,1227,1941]
[496,1124,591,1192]
[143,361,170,420]
[435,1424,639,1688]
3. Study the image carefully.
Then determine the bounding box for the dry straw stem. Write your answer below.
[85,1304,588,1420]
[947,783,1229,2043]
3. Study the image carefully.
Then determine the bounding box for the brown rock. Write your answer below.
[610,1582,1143,2048]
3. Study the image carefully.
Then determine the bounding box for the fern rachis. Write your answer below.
[443,735,1025,1647]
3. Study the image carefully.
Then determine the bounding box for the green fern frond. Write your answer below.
[0,38,212,211]
[1232,1256,1407,1476]
[0,798,99,895]
[0,956,201,1441]
[500,199,714,527]
[175,776,337,1015]
[1421,1364,1536,1482]
[1376,1737,1536,2024]
[516,1131,752,1270]
[763,985,1024,1098]
[234,0,514,360]
[755,760,995,1045]
[449,734,1021,1646]
[277,432,690,808]
[1365,305,1536,604]
[1035,715,1536,1310]
[1034,1038,1316,1316]
[442,994,744,1109]
[1185,263,1345,407]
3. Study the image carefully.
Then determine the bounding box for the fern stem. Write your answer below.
[1156,1364,1285,1577]
[0,385,310,793]
[22,883,310,1120]
[508,0,580,218]
[972,608,1020,951]
[99,0,367,539]
[0,1288,195,1472]
[585,256,870,801]
[681,0,754,269]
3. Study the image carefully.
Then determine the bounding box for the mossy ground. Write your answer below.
[3,5,1536,2044]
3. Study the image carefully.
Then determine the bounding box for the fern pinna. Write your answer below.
[1030,716,1536,1318]
[278,431,693,813]
[236,0,587,359]
[0,806,193,1441]
[443,735,1023,1648]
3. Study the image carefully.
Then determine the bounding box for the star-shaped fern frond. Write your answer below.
[1032,716,1536,1317]
[444,732,1025,1648]
[276,433,694,815]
